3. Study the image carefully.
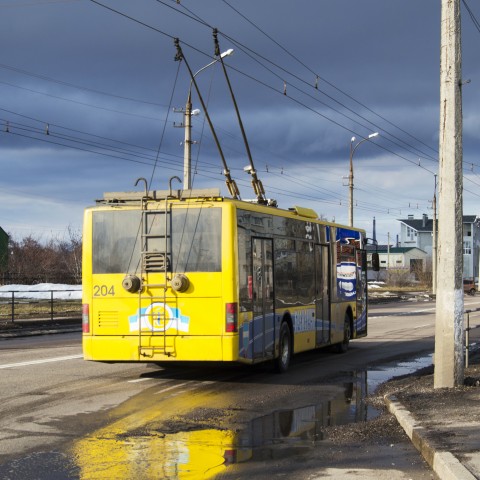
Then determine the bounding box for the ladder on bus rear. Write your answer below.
[137,196,176,358]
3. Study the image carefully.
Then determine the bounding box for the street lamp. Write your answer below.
[183,49,234,190]
[348,132,379,226]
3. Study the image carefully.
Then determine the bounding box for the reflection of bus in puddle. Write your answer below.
[238,378,370,452]
[73,375,370,477]
[74,428,249,479]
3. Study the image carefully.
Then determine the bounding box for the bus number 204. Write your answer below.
[93,285,115,297]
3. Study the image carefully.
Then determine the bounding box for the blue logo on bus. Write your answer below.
[129,303,190,333]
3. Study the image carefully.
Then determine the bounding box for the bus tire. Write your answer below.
[274,322,292,373]
[335,313,351,354]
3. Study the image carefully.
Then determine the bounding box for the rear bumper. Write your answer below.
[82,334,239,362]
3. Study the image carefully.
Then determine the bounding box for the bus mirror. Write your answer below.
[371,253,380,272]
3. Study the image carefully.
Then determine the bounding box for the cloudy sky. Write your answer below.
[0,0,479,246]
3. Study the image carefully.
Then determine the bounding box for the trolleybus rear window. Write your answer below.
[92,208,221,274]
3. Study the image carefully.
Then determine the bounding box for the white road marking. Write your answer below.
[154,382,190,395]
[0,354,83,369]
[128,377,155,383]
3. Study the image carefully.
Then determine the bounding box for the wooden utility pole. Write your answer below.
[434,0,464,388]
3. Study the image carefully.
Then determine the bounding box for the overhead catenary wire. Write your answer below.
[0,79,165,122]
[0,62,167,108]
[89,0,439,172]
[7,119,478,222]
[0,110,230,172]
[1,0,443,193]
[168,0,480,218]
[218,0,439,157]
[165,0,440,162]
[462,0,480,34]
[2,0,476,229]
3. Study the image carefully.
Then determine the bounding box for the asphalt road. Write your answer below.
[1,297,480,479]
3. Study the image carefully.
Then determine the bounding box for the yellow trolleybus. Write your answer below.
[82,187,368,372]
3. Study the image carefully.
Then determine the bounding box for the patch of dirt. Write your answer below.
[156,407,234,434]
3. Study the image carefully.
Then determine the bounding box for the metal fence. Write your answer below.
[0,290,81,323]
[465,307,480,367]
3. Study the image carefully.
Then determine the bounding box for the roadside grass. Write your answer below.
[0,299,81,323]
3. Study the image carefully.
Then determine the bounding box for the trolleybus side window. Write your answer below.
[274,238,296,309]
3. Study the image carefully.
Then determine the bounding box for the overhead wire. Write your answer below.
[88,0,439,173]
[7,0,478,223]
[149,58,182,188]
[167,0,439,163]
[219,0,439,157]
[0,62,166,107]
[0,2,430,220]
[462,0,480,34]
[0,109,229,172]
[1,0,438,186]
[0,79,165,121]
[169,0,480,210]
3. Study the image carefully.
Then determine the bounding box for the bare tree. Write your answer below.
[1,228,82,285]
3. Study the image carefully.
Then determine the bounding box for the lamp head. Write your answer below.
[368,132,379,139]
[220,49,234,58]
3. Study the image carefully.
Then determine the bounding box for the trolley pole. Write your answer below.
[434,0,464,388]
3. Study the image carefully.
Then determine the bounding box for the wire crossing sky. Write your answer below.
[0,0,479,244]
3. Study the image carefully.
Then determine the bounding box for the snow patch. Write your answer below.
[0,284,82,300]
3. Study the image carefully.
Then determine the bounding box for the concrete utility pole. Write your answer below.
[435,0,464,388]
[432,174,437,295]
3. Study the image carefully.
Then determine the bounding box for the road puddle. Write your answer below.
[365,354,433,391]
[232,354,433,457]
[67,355,433,478]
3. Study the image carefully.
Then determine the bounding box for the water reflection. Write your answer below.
[238,373,376,453]
[72,373,374,478]
[74,428,237,479]
[74,353,435,479]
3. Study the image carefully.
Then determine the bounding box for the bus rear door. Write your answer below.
[315,244,330,346]
[252,237,275,360]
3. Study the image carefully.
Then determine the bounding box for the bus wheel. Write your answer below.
[335,314,351,353]
[275,322,292,373]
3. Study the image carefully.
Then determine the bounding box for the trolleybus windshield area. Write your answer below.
[92,208,222,274]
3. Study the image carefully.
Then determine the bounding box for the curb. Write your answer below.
[385,394,476,480]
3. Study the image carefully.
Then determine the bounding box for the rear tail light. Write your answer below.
[223,449,237,465]
[82,304,90,333]
[225,303,238,333]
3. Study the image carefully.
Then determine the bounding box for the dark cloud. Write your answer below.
[0,0,478,240]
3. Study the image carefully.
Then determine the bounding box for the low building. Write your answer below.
[367,245,428,272]
[398,214,433,255]
[397,214,480,282]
